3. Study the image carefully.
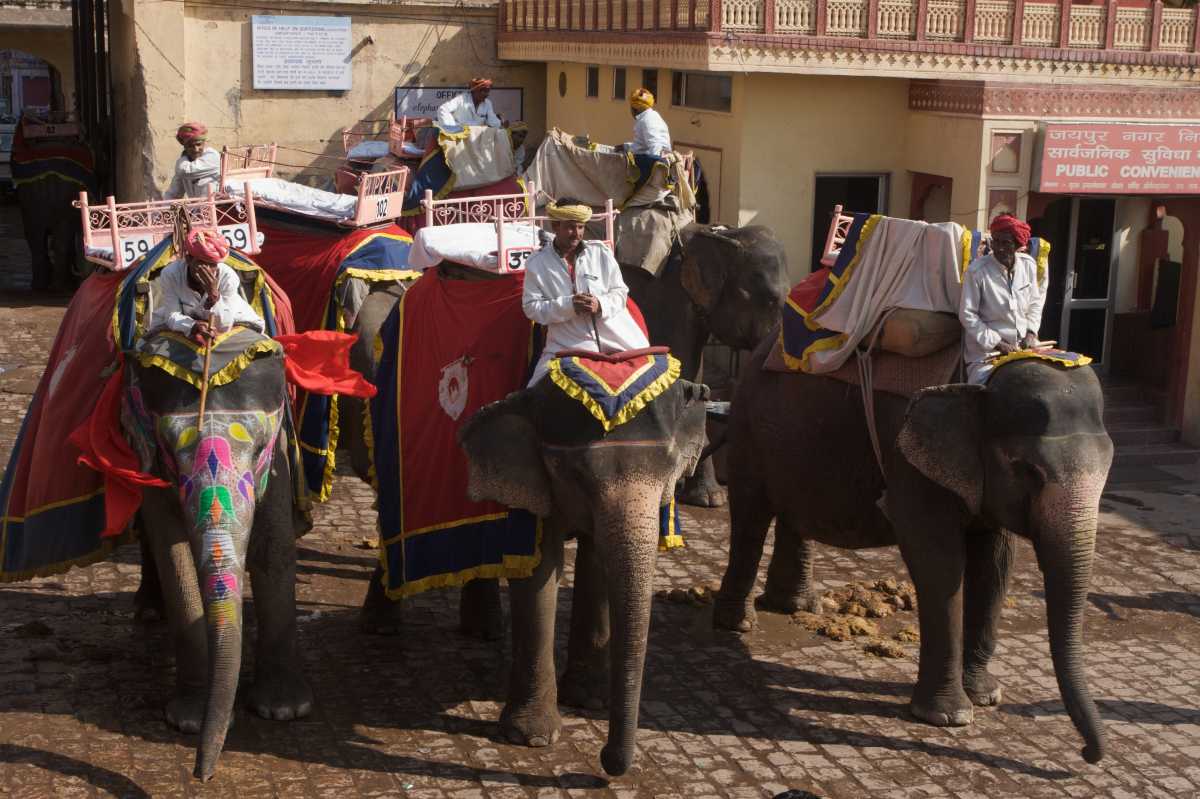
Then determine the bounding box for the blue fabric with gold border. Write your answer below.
[546,350,681,432]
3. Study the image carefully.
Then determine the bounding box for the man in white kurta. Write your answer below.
[622,88,672,157]
[522,200,649,385]
[959,215,1047,384]
[163,121,222,200]
[436,78,505,129]
[149,229,264,343]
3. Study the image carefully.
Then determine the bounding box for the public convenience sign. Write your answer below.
[1036,123,1200,195]
[252,16,352,91]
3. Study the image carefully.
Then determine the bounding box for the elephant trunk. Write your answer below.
[1034,475,1107,765]
[194,525,248,781]
[596,489,661,777]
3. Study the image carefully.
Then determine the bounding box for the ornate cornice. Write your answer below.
[910,80,1200,120]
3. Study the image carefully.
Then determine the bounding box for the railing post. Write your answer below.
[1013,0,1026,45]
[672,0,679,29]
[710,0,721,32]
[1194,4,1200,53]
[816,0,828,36]
[639,0,645,28]
[1104,0,1118,49]
[766,0,777,33]
[1058,0,1072,47]
[866,0,878,38]
[963,0,977,42]
[915,0,929,41]
[1150,0,1163,51]
[500,0,508,31]
[689,0,696,29]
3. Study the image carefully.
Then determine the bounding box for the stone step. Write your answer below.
[1112,443,1200,468]
[1102,384,1166,407]
[1106,425,1181,447]
[1104,404,1159,425]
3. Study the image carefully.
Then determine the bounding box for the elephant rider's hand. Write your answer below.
[996,340,1018,356]
[189,319,215,345]
[1020,332,1040,349]
[573,293,600,315]
[189,261,220,307]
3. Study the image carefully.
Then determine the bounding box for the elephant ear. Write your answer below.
[896,383,986,515]
[680,228,737,312]
[458,392,552,518]
[661,380,710,506]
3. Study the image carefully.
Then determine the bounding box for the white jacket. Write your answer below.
[626,108,672,157]
[436,92,502,129]
[163,147,221,199]
[149,259,265,337]
[959,252,1047,384]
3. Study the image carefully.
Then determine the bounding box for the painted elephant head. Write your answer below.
[679,225,789,350]
[459,375,709,775]
[897,361,1113,763]
[123,353,290,779]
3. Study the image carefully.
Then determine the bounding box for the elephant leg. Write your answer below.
[714,477,774,632]
[460,578,504,641]
[678,454,727,508]
[559,534,609,710]
[360,563,405,635]
[245,525,313,722]
[757,515,819,614]
[501,526,564,747]
[141,490,208,734]
[134,532,167,623]
[961,526,1014,707]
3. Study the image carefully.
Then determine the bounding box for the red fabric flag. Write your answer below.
[274,331,377,398]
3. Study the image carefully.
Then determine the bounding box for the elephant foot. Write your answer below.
[247,667,314,721]
[500,702,562,748]
[712,592,756,633]
[909,691,975,727]
[558,663,608,711]
[679,475,728,508]
[755,589,820,615]
[360,567,405,635]
[166,692,208,735]
[963,671,1003,707]
[459,579,505,641]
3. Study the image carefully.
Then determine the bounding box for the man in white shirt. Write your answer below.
[436,78,506,129]
[150,229,264,344]
[522,198,649,385]
[959,214,1047,384]
[621,88,671,157]
[163,121,221,200]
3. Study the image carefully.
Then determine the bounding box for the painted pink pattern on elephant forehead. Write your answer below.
[193,437,233,478]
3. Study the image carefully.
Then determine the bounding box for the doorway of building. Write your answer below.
[1029,196,1118,367]
[811,173,888,272]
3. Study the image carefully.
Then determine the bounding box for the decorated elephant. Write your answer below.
[124,332,312,780]
[460,357,708,776]
[714,336,1112,764]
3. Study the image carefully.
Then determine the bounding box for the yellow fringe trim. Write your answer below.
[134,336,282,390]
[1031,238,1051,287]
[658,496,684,552]
[778,325,849,373]
[546,354,681,432]
[960,227,975,277]
[383,518,544,600]
[990,349,1092,370]
[0,527,137,584]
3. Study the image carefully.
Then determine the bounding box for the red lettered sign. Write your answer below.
[1037,123,1200,195]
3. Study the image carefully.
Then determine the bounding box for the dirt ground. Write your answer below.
[0,203,1197,798]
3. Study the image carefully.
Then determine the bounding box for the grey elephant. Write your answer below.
[620,224,788,507]
[15,168,86,291]
[127,340,312,780]
[460,369,709,776]
[714,333,1112,764]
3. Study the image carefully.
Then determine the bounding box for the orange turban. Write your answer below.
[176,122,208,145]
[990,214,1031,248]
[184,228,229,264]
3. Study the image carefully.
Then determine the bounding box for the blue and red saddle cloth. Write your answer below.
[9,123,97,194]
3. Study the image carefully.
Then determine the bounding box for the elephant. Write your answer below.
[126,343,312,780]
[460,369,709,776]
[713,332,1112,764]
[16,171,83,291]
[620,224,788,507]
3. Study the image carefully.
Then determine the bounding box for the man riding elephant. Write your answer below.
[163,122,221,200]
[149,229,263,342]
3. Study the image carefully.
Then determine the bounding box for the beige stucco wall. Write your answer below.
[114,0,545,199]
[0,30,75,109]
[908,113,986,230]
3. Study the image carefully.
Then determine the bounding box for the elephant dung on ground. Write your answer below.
[460,370,708,776]
[620,223,788,507]
[714,332,1112,764]
[127,345,312,780]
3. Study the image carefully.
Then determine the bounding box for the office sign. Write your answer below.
[1035,123,1200,195]
[395,86,524,123]
[252,16,352,91]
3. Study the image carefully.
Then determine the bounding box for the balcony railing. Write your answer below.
[500,0,1200,57]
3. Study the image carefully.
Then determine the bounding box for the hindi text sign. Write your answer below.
[1037,123,1200,195]
[252,16,352,91]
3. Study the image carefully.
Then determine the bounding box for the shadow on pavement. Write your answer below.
[1001,698,1200,726]
[1089,590,1200,620]
[0,744,152,798]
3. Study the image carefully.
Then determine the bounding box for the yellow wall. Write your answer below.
[0,31,76,110]
[1113,197,1151,314]
[115,0,545,199]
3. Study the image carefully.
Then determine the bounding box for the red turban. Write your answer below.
[990,214,1031,248]
[176,122,207,144]
[469,77,493,91]
[184,229,229,264]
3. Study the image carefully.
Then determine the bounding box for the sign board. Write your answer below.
[252,16,352,91]
[1035,123,1200,195]
[395,86,524,124]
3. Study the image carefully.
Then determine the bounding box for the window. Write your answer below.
[670,71,732,113]
[585,66,599,98]
[641,69,658,100]
[612,67,627,102]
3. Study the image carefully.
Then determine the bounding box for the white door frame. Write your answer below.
[1058,196,1120,369]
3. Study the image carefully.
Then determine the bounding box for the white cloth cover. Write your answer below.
[806,217,968,374]
[225,177,358,221]
[347,140,390,160]
[407,222,543,272]
[439,126,517,191]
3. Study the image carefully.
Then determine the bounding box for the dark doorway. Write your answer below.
[1029,197,1072,343]
[811,174,887,273]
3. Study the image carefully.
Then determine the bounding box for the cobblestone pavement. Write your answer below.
[0,203,1197,797]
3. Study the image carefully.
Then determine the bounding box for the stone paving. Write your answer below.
[0,202,1198,797]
